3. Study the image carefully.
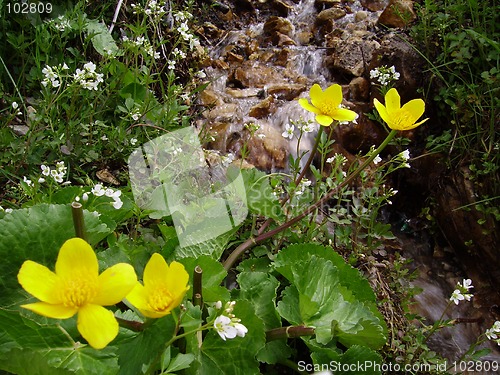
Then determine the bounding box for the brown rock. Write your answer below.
[246,124,288,170]
[274,32,296,46]
[378,0,417,28]
[226,88,260,98]
[360,0,386,11]
[232,62,287,88]
[314,0,342,10]
[199,89,224,106]
[267,83,307,100]
[326,36,380,77]
[355,10,368,22]
[349,76,371,102]
[273,0,294,17]
[263,16,293,37]
[249,96,276,118]
[317,7,347,23]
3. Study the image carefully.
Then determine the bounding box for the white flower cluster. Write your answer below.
[47,15,71,32]
[213,301,248,341]
[485,321,500,345]
[74,62,104,91]
[11,101,22,115]
[41,63,69,88]
[174,11,200,50]
[397,149,411,168]
[91,184,123,209]
[221,153,235,167]
[450,278,473,305]
[326,153,348,165]
[122,35,160,59]
[282,123,295,139]
[295,178,312,196]
[131,0,168,20]
[370,65,400,86]
[40,161,68,184]
[299,120,315,133]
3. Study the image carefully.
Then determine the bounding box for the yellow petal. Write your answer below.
[315,114,334,126]
[21,302,78,319]
[401,117,429,130]
[401,98,425,124]
[92,263,137,306]
[164,261,190,298]
[334,108,358,122]
[143,253,169,288]
[298,98,321,115]
[18,261,61,304]
[385,88,401,114]
[77,304,118,349]
[373,98,390,125]
[56,238,98,280]
[309,84,324,108]
[126,283,166,319]
[323,84,343,107]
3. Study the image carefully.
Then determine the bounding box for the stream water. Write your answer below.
[200,0,500,372]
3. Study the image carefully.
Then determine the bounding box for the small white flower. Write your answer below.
[214,315,248,341]
[214,301,223,310]
[282,124,295,140]
[373,155,382,165]
[400,149,410,161]
[326,157,335,163]
[22,176,33,187]
[462,279,473,290]
[91,184,106,197]
[450,289,464,305]
[12,102,19,110]
[82,192,89,202]
[112,198,123,209]
[130,138,138,146]
[38,177,45,183]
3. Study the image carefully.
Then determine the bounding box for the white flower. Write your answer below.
[130,138,138,146]
[485,321,500,341]
[12,102,19,110]
[214,315,248,341]
[450,289,464,305]
[214,301,223,310]
[326,157,335,163]
[22,176,33,187]
[400,149,410,161]
[38,177,46,183]
[167,60,176,70]
[461,278,473,290]
[373,155,382,165]
[91,184,106,197]
[112,198,123,209]
[282,124,295,139]
[82,192,89,202]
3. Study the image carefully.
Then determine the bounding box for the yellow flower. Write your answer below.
[298,83,358,126]
[373,88,428,130]
[17,238,137,349]
[126,254,189,319]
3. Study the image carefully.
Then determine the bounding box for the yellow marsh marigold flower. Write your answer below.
[298,83,358,126]
[17,238,137,349]
[126,254,189,318]
[373,88,428,130]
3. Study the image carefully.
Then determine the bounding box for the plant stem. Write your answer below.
[71,202,86,240]
[266,325,315,342]
[223,130,397,270]
[193,265,203,307]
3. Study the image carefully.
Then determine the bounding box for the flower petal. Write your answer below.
[126,283,168,318]
[401,98,425,124]
[315,114,334,126]
[323,84,343,107]
[18,261,61,304]
[334,108,358,122]
[21,302,78,319]
[373,98,390,125]
[92,263,137,306]
[309,84,324,108]
[164,261,190,297]
[143,253,170,288]
[77,304,119,349]
[56,238,98,280]
[385,88,401,114]
[298,98,321,115]
[401,117,429,130]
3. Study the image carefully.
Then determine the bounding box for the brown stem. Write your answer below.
[266,325,315,342]
[116,317,145,332]
[193,265,203,307]
[71,202,86,240]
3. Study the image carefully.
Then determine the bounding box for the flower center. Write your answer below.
[318,100,339,116]
[61,276,97,308]
[148,286,173,312]
[391,109,412,128]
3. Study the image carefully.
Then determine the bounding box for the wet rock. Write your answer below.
[246,124,288,170]
[334,113,387,153]
[226,87,260,98]
[360,0,386,11]
[378,0,416,28]
[274,32,296,46]
[355,10,368,22]
[249,96,276,118]
[272,0,294,16]
[201,22,223,39]
[316,6,347,24]
[206,103,239,121]
[226,51,245,63]
[348,76,371,102]
[199,89,224,106]
[263,16,294,37]
[326,36,380,77]
[232,61,286,88]
[267,83,307,100]
[314,0,341,11]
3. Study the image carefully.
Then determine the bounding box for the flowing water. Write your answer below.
[201,0,500,371]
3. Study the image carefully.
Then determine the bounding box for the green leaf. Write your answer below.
[174,225,237,261]
[189,300,265,375]
[85,19,120,57]
[0,308,119,375]
[116,316,176,375]
[165,352,195,373]
[276,256,387,349]
[0,204,116,306]
[311,345,383,375]
[274,243,376,303]
[178,256,230,302]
